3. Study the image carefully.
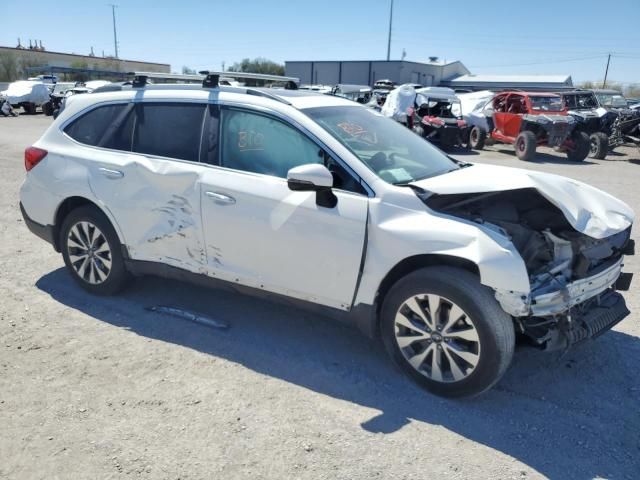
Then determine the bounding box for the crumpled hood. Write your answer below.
[413,163,634,239]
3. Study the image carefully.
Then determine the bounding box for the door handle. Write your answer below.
[98,167,124,179]
[205,191,236,205]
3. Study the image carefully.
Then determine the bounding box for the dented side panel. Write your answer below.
[88,150,208,273]
[354,190,531,307]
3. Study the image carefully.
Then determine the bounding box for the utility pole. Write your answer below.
[109,4,119,58]
[602,53,611,88]
[386,0,394,61]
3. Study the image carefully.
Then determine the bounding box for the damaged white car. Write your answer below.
[20,72,635,398]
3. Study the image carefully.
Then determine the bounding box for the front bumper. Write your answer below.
[563,290,629,346]
[531,257,626,316]
[495,256,631,317]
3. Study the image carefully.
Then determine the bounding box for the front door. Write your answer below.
[199,106,369,309]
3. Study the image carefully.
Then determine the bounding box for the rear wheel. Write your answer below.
[567,131,590,162]
[469,126,486,150]
[60,206,130,295]
[22,103,36,115]
[515,131,536,161]
[42,101,54,116]
[380,267,515,398]
[589,132,609,159]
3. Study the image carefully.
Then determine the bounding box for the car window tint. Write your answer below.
[133,103,206,162]
[220,109,321,178]
[65,104,134,150]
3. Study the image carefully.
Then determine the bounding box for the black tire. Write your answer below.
[515,131,536,161]
[42,101,54,116]
[59,205,130,295]
[22,103,36,115]
[380,267,515,398]
[469,126,486,150]
[589,132,609,159]
[566,131,590,162]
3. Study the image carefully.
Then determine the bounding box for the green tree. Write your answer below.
[0,52,19,81]
[182,66,197,75]
[227,57,284,76]
[69,60,89,82]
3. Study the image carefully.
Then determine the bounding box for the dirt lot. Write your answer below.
[1,115,639,480]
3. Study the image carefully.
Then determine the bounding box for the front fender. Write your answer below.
[354,201,530,306]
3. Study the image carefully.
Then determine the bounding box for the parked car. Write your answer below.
[408,87,468,149]
[20,74,634,398]
[467,91,590,162]
[330,84,373,104]
[593,89,628,109]
[1,80,51,114]
[373,79,396,90]
[558,90,617,159]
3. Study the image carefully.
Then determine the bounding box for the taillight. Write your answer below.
[25,146,48,171]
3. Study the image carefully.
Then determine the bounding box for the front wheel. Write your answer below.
[60,206,130,295]
[469,126,486,150]
[515,131,537,161]
[589,132,609,159]
[380,267,515,398]
[566,131,590,162]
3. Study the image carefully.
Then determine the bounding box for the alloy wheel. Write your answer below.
[394,294,481,383]
[66,221,112,285]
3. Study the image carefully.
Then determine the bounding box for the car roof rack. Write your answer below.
[129,71,299,90]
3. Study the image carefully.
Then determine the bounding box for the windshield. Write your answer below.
[530,96,564,112]
[596,93,627,108]
[565,93,599,109]
[304,105,459,184]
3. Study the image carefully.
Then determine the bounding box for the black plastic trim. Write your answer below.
[20,203,56,248]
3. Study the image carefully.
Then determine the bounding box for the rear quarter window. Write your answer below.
[64,104,134,151]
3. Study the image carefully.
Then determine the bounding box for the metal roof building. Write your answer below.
[285,60,470,87]
[442,74,574,91]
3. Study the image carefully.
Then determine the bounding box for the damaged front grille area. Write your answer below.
[518,289,629,351]
[424,188,633,349]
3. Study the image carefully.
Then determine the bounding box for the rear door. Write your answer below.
[82,101,209,273]
[199,106,369,309]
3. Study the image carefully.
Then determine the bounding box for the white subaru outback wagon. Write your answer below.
[20,72,635,397]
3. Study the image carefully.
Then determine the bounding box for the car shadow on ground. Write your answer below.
[36,268,640,479]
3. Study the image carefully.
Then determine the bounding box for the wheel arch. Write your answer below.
[52,196,127,254]
[357,254,481,338]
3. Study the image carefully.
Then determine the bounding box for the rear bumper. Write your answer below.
[20,202,56,249]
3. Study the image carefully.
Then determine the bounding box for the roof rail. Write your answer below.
[245,88,292,105]
[199,70,299,90]
[129,71,300,90]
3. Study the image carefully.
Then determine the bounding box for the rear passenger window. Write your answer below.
[133,103,206,162]
[65,104,134,150]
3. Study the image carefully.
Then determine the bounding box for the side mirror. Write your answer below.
[287,164,337,208]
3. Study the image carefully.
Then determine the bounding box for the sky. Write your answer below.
[2,0,639,85]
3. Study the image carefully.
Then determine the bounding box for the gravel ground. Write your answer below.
[1,115,639,480]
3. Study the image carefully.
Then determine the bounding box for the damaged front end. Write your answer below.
[426,188,634,351]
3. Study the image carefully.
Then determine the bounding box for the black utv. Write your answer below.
[559,90,617,159]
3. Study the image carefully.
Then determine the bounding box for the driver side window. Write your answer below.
[220,108,321,178]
